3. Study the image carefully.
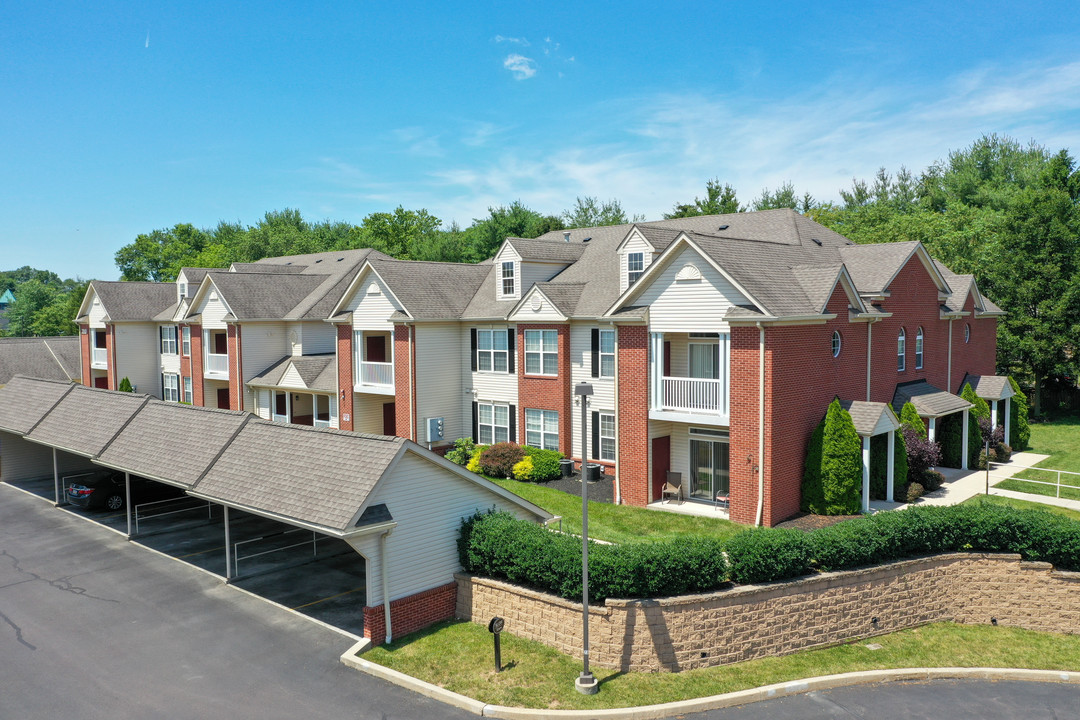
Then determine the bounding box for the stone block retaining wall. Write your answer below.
[455,553,1080,672]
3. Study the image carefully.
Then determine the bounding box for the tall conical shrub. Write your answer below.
[820,398,863,515]
[961,383,989,467]
[1008,376,1031,451]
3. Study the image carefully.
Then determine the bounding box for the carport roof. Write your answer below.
[892,380,972,418]
[0,375,74,435]
[191,421,406,533]
[26,384,150,457]
[96,402,252,488]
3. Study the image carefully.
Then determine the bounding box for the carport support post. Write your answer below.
[927,417,936,443]
[961,410,969,471]
[52,448,61,506]
[886,430,895,502]
[224,506,233,581]
[861,436,870,513]
[125,472,132,538]
[1004,397,1011,446]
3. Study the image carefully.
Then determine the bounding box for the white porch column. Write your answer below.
[961,409,969,471]
[224,506,233,581]
[928,417,936,443]
[52,448,60,506]
[862,436,871,513]
[650,332,664,410]
[886,430,895,502]
[1004,397,1012,446]
[991,400,998,429]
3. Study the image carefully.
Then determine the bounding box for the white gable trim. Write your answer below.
[828,266,868,314]
[75,284,100,322]
[505,286,568,322]
[186,276,236,321]
[614,225,656,254]
[606,234,768,317]
[328,262,412,320]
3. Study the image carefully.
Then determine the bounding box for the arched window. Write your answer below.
[964,324,971,343]
[897,328,906,372]
[831,331,842,358]
[915,327,924,369]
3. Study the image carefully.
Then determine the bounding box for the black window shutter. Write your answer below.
[591,411,600,460]
[470,329,478,371]
[471,402,479,442]
[507,328,516,373]
[591,328,600,378]
[508,404,517,443]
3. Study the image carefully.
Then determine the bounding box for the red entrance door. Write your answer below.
[217,387,231,410]
[382,402,396,436]
[651,435,671,502]
[366,336,387,363]
[94,376,108,389]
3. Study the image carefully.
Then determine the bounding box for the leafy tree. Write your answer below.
[961,383,991,467]
[30,282,87,336]
[800,418,826,513]
[357,206,442,260]
[117,377,134,392]
[803,399,863,515]
[461,201,563,262]
[900,402,925,439]
[751,182,799,211]
[561,196,640,228]
[3,279,58,336]
[665,179,743,218]
[1007,376,1031,451]
[0,266,63,294]
[114,223,212,281]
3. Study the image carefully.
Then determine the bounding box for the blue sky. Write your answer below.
[3,1,1080,281]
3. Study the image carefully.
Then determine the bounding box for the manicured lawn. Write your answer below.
[963,494,1080,522]
[995,415,1080,501]
[489,477,745,543]
[363,620,1080,710]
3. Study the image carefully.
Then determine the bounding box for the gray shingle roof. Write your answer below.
[249,354,337,392]
[962,374,1015,401]
[27,384,149,456]
[838,242,922,295]
[892,380,972,418]
[0,375,74,434]
[791,264,845,315]
[205,272,328,320]
[191,422,405,532]
[230,263,309,274]
[532,283,586,317]
[97,402,250,488]
[367,257,490,320]
[85,281,178,322]
[505,237,587,263]
[839,400,900,437]
[0,337,81,386]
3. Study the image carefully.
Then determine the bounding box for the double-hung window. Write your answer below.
[160,326,178,355]
[598,413,615,460]
[627,252,644,286]
[599,329,615,378]
[525,329,558,375]
[915,327,924,369]
[162,373,179,402]
[181,326,191,356]
[501,261,515,296]
[477,403,510,445]
[182,376,193,403]
[525,409,559,450]
[897,328,906,372]
[476,329,509,372]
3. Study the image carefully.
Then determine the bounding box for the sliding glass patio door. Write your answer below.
[689,437,730,502]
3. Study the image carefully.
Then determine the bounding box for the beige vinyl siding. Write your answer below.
[353,393,389,435]
[240,322,286,411]
[508,290,565,323]
[159,340,181,375]
[198,290,230,330]
[297,321,335,355]
[519,261,567,294]
[114,322,161,397]
[568,322,616,459]
[634,245,750,333]
[254,389,271,419]
[348,451,541,606]
[492,245,521,301]
[279,364,306,389]
[0,433,55,481]
[350,275,400,331]
[619,233,655,294]
[88,291,107,329]
[415,323,464,445]
[465,324,518,422]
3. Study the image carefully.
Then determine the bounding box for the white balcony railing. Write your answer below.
[91,347,108,368]
[661,376,726,415]
[314,419,331,429]
[272,413,288,424]
[205,352,229,377]
[357,360,394,387]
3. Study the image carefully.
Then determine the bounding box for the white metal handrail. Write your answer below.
[91,348,108,366]
[205,352,228,375]
[357,360,394,386]
[272,413,288,423]
[134,496,212,534]
[661,376,725,414]
[233,529,327,577]
[993,462,1080,499]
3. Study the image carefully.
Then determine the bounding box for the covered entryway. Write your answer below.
[964,374,1016,446]
[840,400,901,511]
[894,380,975,469]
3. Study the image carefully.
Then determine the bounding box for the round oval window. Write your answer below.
[964,324,971,343]
[832,330,842,357]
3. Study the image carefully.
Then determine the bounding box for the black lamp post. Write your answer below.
[574,381,599,695]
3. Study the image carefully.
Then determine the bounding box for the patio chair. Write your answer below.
[715,493,730,509]
[662,471,683,504]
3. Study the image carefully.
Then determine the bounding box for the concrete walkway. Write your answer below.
[869,451,1080,514]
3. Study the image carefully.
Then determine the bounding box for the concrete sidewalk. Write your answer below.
[870,451,1080,514]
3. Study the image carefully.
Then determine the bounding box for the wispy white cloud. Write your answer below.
[392,126,443,157]
[503,54,537,80]
[494,35,529,46]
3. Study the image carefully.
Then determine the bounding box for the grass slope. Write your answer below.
[364,620,1080,710]
[996,415,1080,501]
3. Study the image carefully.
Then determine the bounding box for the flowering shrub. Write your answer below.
[512,456,534,481]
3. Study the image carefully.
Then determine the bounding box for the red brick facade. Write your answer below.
[949,291,998,393]
[616,325,649,507]
[190,324,204,406]
[516,324,573,453]
[79,324,92,388]
[106,325,117,389]
[362,581,457,645]
[394,325,415,440]
[227,324,241,411]
[336,324,354,431]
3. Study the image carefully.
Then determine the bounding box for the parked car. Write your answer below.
[66,471,182,511]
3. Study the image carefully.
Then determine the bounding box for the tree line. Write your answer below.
[6,134,1077,416]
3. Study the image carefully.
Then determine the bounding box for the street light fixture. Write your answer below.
[574,381,599,695]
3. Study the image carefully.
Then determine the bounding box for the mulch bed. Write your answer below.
[774,512,862,531]
[537,471,615,504]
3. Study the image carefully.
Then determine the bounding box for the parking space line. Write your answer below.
[177,545,226,559]
[291,587,364,610]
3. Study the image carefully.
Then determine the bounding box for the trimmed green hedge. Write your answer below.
[521,446,564,482]
[459,502,1080,600]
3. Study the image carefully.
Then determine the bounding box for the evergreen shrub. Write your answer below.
[478,442,526,478]
[1008,376,1031,451]
[521,446,564,482]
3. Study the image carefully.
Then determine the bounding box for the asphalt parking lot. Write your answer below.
[6,474,367,636]
[0,483,471,720]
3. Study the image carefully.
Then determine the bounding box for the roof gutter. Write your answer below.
[755,322,765,527]
[381,527,394,643]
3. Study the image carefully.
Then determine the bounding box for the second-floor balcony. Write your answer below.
[91,347,108,369]
[650,331,730,425]
[204,352,229,378]
[355,360,395,394]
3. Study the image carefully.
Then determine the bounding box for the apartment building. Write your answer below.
[77,209,1010,526]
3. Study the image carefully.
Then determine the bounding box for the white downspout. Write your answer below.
[381,529,393,643]
[613,324,621,505]
[866,320,873,402]
[408,325,415,441]
[947,319,954,392]
[755,323,765,527]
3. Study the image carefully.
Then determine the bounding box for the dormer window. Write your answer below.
[627,252,644,286]
[179,282,188,298]
[500,261,516,296]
